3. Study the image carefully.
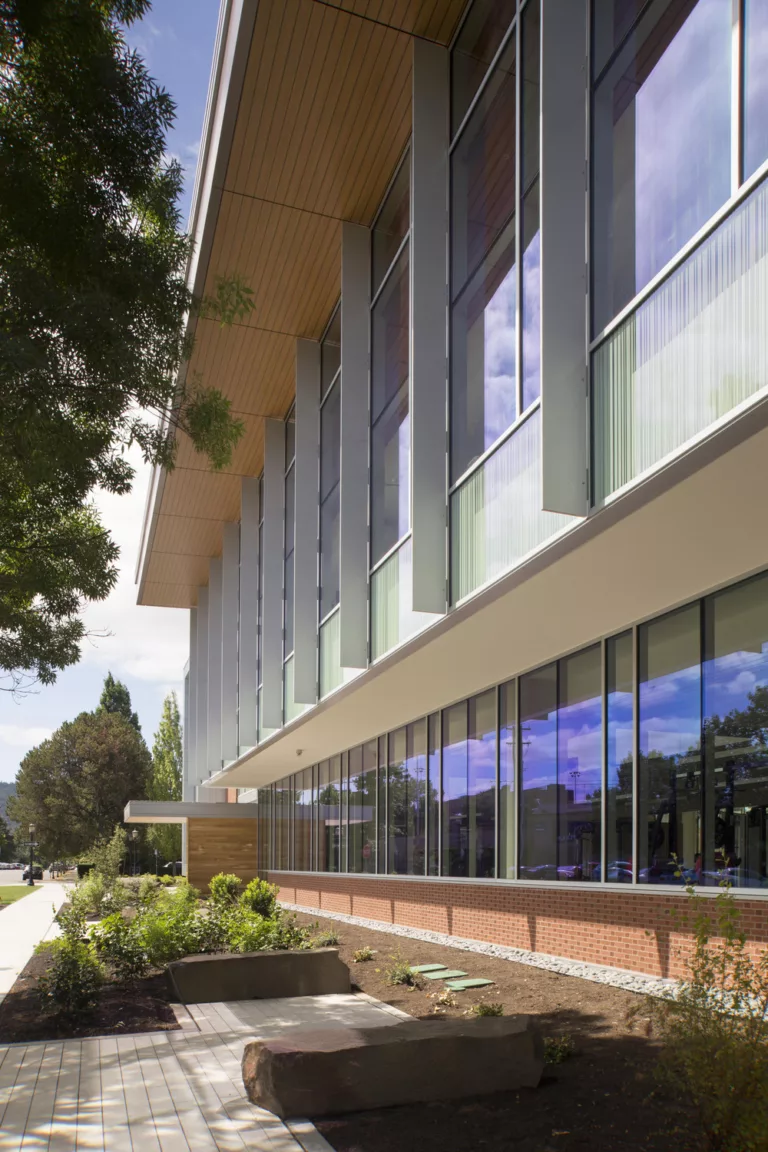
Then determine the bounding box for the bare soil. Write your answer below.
[0,948,178,1044]
[293,912,701,1152]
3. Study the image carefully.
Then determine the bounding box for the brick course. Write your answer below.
[268,871,768,979]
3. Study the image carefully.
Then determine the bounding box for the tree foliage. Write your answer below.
[97,671,140,731]
[146,690,183,863]
[0,812,15,862]
[0,0,249,690]
[8,708,151,859]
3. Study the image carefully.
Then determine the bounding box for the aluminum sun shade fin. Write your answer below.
[410,37,449,616]
[221,521,240,763]
[195,586,208,783]
[540,0,589,517]
[261,418,286,730]
[207,556,223,774]
[238,476,260,750]
[294,339,321,704]
[339,221,371,670]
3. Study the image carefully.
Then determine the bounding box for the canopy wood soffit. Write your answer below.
[139,0,465,609]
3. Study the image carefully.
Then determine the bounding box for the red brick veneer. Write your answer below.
[269,872,768,979]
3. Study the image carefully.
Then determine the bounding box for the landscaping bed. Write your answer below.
[291,912,701,1152]
[0,948,177,1043]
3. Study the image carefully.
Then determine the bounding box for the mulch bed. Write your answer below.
[0,948,178,1044]
[292,911,701,1152]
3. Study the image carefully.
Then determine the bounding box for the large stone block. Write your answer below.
[167,948,350,1004]
[242,1015,544,1119]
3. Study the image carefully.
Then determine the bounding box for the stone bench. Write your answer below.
[242,1015,544,1119]
[167,947,350,1004]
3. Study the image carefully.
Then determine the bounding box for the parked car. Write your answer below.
[22,865,43,881]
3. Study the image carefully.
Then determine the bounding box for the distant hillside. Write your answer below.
[0,782,16,825]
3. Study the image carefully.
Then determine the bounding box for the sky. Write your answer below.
[0,0,221,783]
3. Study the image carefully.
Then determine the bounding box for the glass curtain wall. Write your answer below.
[284,407,296,666]
[371,150,410,568]
[259,571,768,892]
[450,0,541,486]
[320,307,341,623]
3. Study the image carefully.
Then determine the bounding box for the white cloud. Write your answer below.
[0,724,53,752]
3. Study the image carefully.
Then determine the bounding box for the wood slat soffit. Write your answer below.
[140,0,464,608]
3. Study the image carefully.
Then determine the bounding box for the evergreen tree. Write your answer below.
[97,672,141,731]
[147,692,183,864]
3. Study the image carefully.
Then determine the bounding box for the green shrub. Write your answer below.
[138,875,161,906]
[312,930,340,948]
[91,913,149,982]
[159,874,175,887]
[38,939,103,1015]
[240,878,278,917]
[352,946,375,963]
[384,955,423,987]
[544,1034,576,1064]
[633,883,768,1152]
[84,825,126,883]
[470,1002,504,1017]
[225,907,309,953]
[209,872,242,905]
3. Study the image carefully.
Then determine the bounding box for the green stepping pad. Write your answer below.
[422,969,468,980]
[444,977,495,990]
[410,964,448,974]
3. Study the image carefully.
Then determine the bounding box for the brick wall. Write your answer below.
[269,871,768,979]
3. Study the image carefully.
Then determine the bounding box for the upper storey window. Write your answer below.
[592,0,734,336]
[451,0,517,134]
[283,405,296,659]
[450,0,540,485]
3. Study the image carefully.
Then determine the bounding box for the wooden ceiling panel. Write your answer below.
[161,468,242,521]
[143,583,199,609]
[153,515,223,559]
[145,550,211,589]
[188,320,296,416]
[311,0,466,43]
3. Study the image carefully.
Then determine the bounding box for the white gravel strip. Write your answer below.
[281,900,678,999]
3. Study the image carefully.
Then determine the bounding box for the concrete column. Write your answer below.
[195,587,209,783]
[294,339,321,704]
[221,521,240,763]
[540,0,589,516]
[261,419,285,729]
[207,557,223,775]
[340,222,370,669]
[411,38,449,615]
[239,477,260,750]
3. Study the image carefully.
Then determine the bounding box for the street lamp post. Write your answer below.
[27,823,37,886]
[131,829,138,876]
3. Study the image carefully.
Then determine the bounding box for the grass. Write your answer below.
[0,885,36,907]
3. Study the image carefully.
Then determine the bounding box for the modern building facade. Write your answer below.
[133,0,768,978]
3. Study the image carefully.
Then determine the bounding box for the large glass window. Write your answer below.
[294,768,313,872]
[638,605,702,884]
[373,149,410,296]
[441,691,496,877]
[348,742,377,874]
[520,0,540,413]
[451,0,517,133]
[606,632,634,881]
[519,663,557,878]
[703,574,768,888]
[388,721,427,875]
[744,1,768,181]
[317,757,341,873]
[592,0,732,335]
[371,247,410,564]
[427,713,440,876]
[558,646,602,881]
[320,377,341,620]
[499,679,516,878]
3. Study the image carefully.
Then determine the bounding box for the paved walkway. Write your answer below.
[0,882,68,1005]
[0,993,406,1151]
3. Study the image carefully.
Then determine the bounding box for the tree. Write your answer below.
[0,812,15,862]
[0,0,250,691]
[98,672,140,732]
[7,711,151,859]
[147,691,183,864]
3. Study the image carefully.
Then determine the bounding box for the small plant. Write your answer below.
[433,988,458,1008]
[91,913,149,982]
[385,954,423,987]
[312,930,340,948]
[240,878,278,917]
[138,875,161,906]
[209,872,242,905]
[38,939,104,1015]
[352,946,375,963]
[544,1034,576,1064]
[470,1001,504,1017]
[159,874,175,887]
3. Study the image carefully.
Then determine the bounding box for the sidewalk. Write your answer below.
[0,882,68,1005]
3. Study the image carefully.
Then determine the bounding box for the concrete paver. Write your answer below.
[0,882,68,1004]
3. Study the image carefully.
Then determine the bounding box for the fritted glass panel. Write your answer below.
[427,713,440,876]
[441,692,496,878]
[294,767,313,872]
[520,663,557,878]
[319,609,342,699]
[745,1,768,181]
[388,720,427,875]
[349,742,377,874]
[703,574,768,888]
[557,646,602,881]
[373,150,410,295]
[321,304,341,393]
[592,0,732,335]
[451,0,517,135]
[371,249,409,563]
[320,378,341,619]
[593,173,768,503]
[451,409,574,603]
[499,680,516,879]
[451,34,517,482]
[638,605,702,884]
[606,632,634,881]
[318,757,342,873]
[371,536,440,660]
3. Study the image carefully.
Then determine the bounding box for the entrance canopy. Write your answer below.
[123,801,258,824]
